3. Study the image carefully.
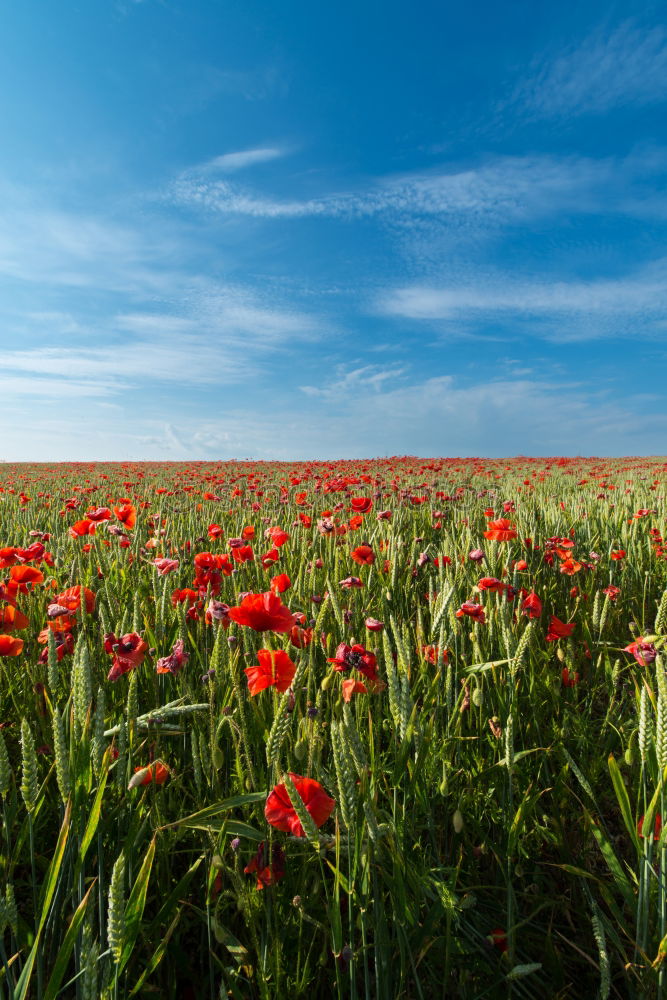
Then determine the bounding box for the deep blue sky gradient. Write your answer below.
[1,1,666,458]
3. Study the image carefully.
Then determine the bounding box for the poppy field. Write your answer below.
[1,456,667,998]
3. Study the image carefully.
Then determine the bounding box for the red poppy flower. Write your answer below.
[0,548,18,569]
[365,617,384,631]
[624,639,657,666]
[602,585,621,601]
[153,558,179,575]
[339,576,363,589]
[172,587,198,607]
[86,507,112,522]
[0,635,23,656]
[477,577,505,593]
[265,773,336,837]
[290,624,313,648]
[107,632,148,682]
[244,842,286,889]
[114,504,137,529]
[545,616,575,642]
[0,606,29,632]
[350,497,373,514]
[9,565,44,593]
[559,556,583,576]
[231,544,254,564]
[270,573,291,593]
[638,813,662,841]
[244,649,296,695]
[328,643,378,680]
[611,550,626,561]
[208,524,224,540]
[521,592,542,618]
[351,545,375,565]
[228,592,295,633]
[483,519,518,542]
[561,667,580,687]
[68,519,97,539]
[422,644,448,664]
[156,638,189,675]
[128,761,170,788]
[488,927,508,953]
[55,585,96,614]
[455,601,486,624]
[260,548,280,569]
[15,541,46,563]
[342,678,368,702]
[265,527,290,547]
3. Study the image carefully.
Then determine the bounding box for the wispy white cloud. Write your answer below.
[300,363,409,399]
[170,150,667,232]
[377,258,667,341]
[200,147,288,172]
[514,20,667,119]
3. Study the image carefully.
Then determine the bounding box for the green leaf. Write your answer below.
[129,909,182,996]
[607,754,640,851]
[119,835,156,974]
[43,880,95,1000]
[159,791,267,831]
[14,800,72,1000]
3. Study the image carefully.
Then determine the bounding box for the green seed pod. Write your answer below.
[471,687,484,708]
[107,852,126,964]
[624,744,636,767]
[452,809,464,834]
[320,672,334,691]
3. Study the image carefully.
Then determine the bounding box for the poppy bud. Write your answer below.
[452,809,464,834]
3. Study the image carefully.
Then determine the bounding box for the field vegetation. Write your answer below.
[0,456,665,998]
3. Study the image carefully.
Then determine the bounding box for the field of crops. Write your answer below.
[0,456,666,998]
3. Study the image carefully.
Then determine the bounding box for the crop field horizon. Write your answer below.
[0,455,666,999]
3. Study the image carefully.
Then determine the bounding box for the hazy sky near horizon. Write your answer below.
[1,1,666,460]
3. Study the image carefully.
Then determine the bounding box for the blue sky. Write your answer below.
[1,0,667,459]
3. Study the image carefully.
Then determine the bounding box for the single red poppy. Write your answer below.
[55,585,96,614]
[128,761,170,788]
[0,635,23,656]
[107,632,148,681]
[153,558,179,575]
[156,638,189,675]
[483,519,517,542]
[244,842,286,889]
[244,649,296,695]
[342,678,368,702]
[545,616,575,642]
[114,504,137,529]
[350,497,372,514]
[488,927,508,953]
[624,639,657,666]
[638,813,662,841]
[9,565,44,593]
[455,601,486,624]
[228,592,295,633]
[0,606,29,632]
[351,545,375,565]
[561,667,580,687]
[270,573,291,593]
[521,592,542,618]
[265,773,335,837]
[68,519,97,539]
